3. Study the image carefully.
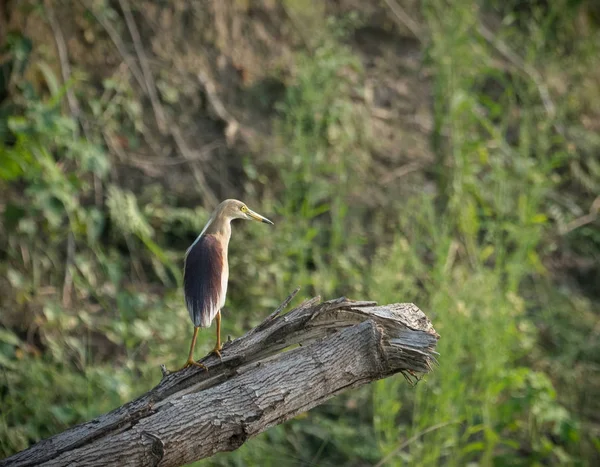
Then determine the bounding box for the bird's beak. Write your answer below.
[247,208,274,225]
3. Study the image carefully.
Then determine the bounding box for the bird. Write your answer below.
[180,199,273,370]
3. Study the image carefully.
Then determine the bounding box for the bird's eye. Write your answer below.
[241,205,248,212]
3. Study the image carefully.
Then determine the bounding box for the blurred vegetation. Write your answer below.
[1,0,599,465]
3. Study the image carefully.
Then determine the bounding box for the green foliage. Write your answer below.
[1,1,600,466]
[231,35,370,317]
[366,0,599,465]
[0,32,189,458]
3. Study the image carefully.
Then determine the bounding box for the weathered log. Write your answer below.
[1,293,439,467]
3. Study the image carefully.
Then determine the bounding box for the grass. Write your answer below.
[1,0,599,465]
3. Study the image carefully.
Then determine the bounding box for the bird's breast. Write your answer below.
[220,257,228,308]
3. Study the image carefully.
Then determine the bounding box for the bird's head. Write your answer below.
[218,199,274,225]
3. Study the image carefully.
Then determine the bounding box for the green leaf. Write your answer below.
[0,154,24,181]
[6,269,25,288]
[7,116,29,133]
[36,62,61,97]
[0,328,21,346]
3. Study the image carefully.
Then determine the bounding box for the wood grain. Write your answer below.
[1,295,439,467]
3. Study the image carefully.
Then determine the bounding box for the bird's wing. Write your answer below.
[183,234,223,327]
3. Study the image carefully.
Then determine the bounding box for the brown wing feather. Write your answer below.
[183,234,223,327]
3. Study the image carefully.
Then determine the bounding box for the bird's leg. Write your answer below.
[212,311,223,359]
[181,326,208,371]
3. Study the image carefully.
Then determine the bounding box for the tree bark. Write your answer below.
[1,293,439,467]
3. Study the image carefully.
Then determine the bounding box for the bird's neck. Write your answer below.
[205,218,232,245]
[186,216,231,258]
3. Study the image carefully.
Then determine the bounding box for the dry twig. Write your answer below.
[170,126,219,206]
[79,0,146,91]
[117,0,167,134]
[561,195,600,234]
[477,22,563,134]
[382,0,424,42]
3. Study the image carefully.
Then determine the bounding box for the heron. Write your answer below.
[180,199,274,370]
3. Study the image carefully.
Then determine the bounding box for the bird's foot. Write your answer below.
[180,358,208,372]
[212,344,223,360]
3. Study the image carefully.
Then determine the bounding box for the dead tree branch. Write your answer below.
[117,0,167,134]
[1,295,439,467]
[79,0,146,91]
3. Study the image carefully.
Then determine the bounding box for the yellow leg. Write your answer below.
[181,326,208,371]
[212,311,223,358]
